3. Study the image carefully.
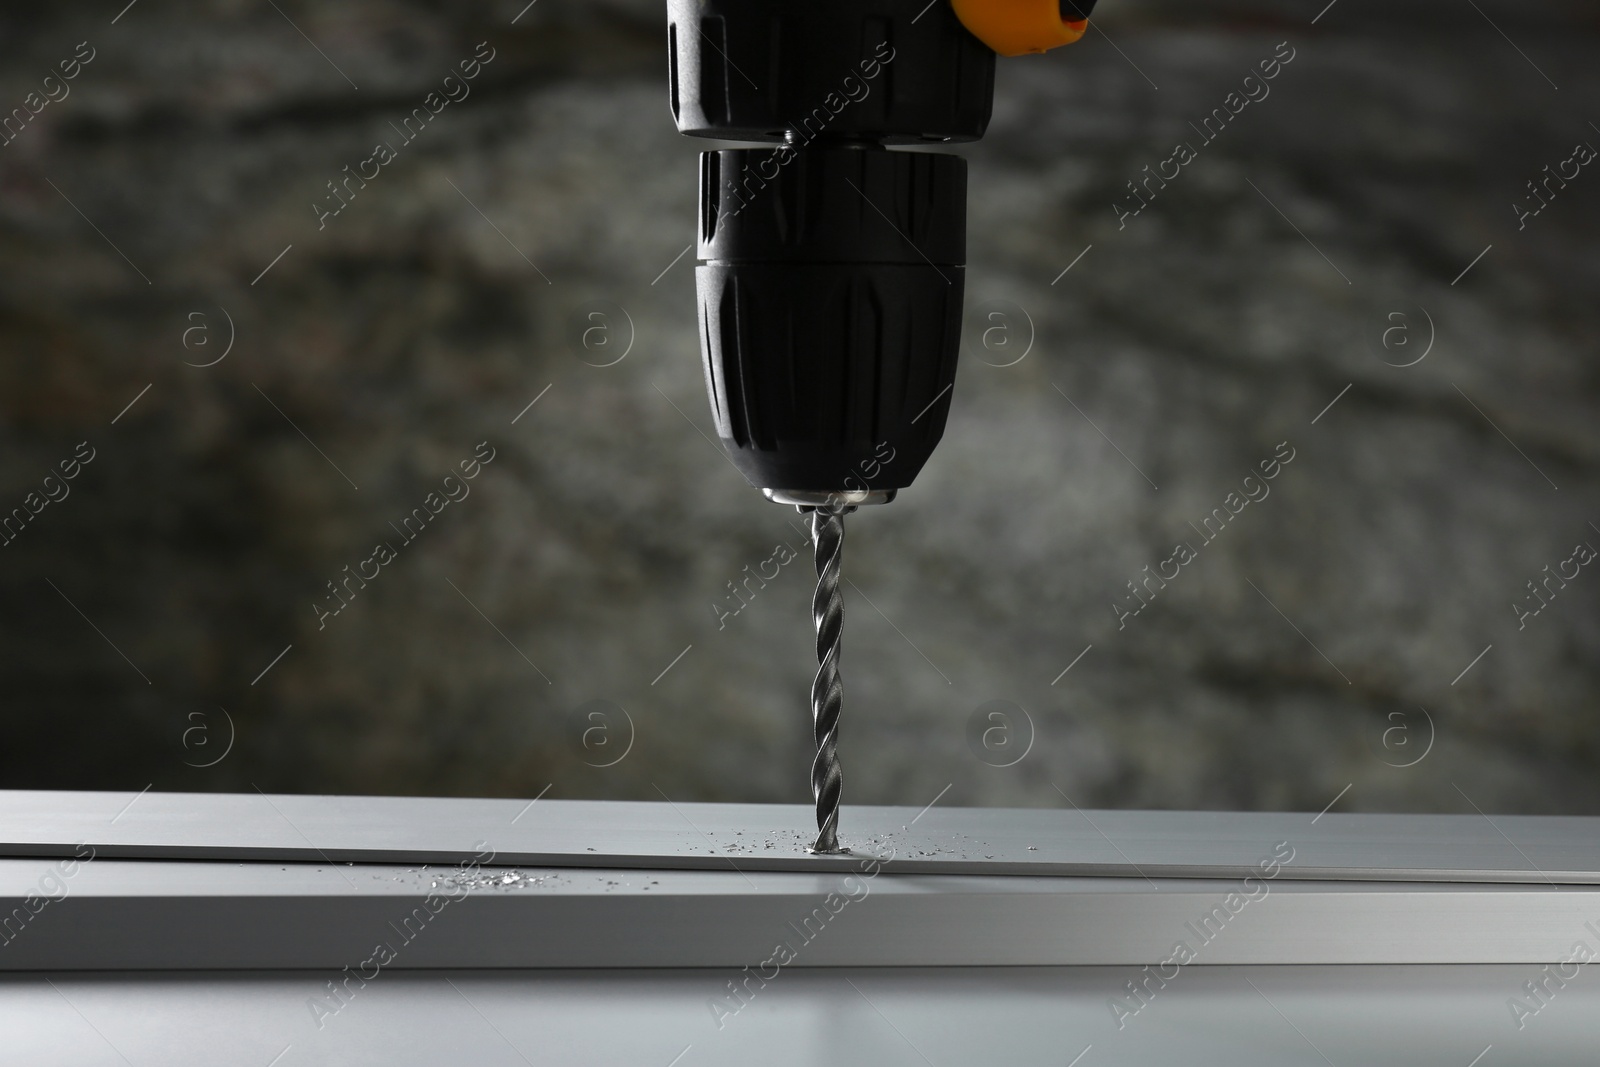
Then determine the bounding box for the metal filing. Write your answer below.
[664,0,1096,851]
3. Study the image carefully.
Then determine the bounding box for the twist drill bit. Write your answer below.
[808,503,852,854]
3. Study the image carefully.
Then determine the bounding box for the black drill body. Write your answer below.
[664,0,1079,851]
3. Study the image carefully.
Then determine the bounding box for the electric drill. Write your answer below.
[664,0,1095,852]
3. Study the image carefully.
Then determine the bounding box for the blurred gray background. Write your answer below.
[1,0,1596,817]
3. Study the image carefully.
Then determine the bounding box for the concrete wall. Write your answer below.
[1,0,1596,815]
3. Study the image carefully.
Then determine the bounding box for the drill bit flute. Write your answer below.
[806,504,852,853]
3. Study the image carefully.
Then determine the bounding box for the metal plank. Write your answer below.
[2,789,1597,883]
[3,857,1599,969]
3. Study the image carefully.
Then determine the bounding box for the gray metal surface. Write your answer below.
[3,789,1598,882]
[4,857,1600,970]
[2,966,1593,1067]
[7,793,1598,1062]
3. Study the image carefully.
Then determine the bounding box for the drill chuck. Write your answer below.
[667,0,997,502]
[697,146,967,498]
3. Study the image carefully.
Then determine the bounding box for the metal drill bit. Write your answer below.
[807,503,852,854]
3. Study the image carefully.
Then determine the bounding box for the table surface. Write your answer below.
[2,966,1590,1067]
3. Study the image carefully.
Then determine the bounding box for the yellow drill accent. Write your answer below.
[950,0,1088,56]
